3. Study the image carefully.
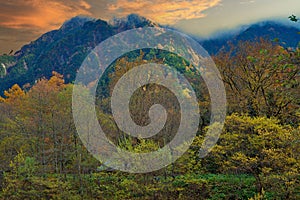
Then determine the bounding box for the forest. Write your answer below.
[0,38,299,199]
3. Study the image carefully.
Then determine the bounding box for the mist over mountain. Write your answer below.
[0,14,299,93]
[199,21,300,54]
[110,14,159,30]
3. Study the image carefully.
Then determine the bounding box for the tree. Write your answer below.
[0,72,98,177]
[214,39,300,124]
[0,84,25,103]
[289,15,299,22]
[206,114,300,198]
[0,84,29,170]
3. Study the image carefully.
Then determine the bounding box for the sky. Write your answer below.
[0,0,300,54]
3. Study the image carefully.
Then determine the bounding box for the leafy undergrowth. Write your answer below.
[0,173,281,200]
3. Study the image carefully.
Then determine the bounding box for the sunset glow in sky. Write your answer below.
[0,0,299,54]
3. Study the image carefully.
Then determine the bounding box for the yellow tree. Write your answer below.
[0,84,28,170]
[207,114,300,198]
[214,39,300,124]
[0,84,25,103]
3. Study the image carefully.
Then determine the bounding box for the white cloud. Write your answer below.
[240,0,255,4]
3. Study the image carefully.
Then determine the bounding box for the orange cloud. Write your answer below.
[79,0,92,10]
[108,0,222,24]
[0,0,91,31]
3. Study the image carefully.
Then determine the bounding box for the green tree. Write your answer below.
[289,15,299,22]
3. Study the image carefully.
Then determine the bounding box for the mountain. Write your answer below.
[110,14,158,31]
[0,14,157,93]
[200,21,300,54]
[0,15,300,94]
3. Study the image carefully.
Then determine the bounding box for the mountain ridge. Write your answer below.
[199,20,300,54]
[0,14,158,93]
[0,14,299,93]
